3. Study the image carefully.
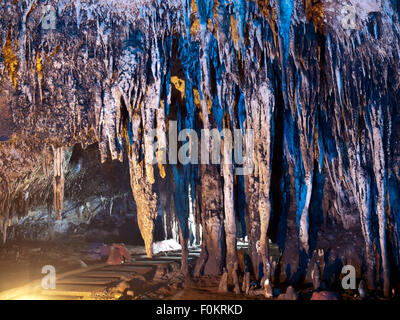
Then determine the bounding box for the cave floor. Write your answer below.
[0,240,268,300]
[0,241,369,301]
[0,240,148,299]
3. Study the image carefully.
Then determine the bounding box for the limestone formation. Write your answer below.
[0,0,399,298]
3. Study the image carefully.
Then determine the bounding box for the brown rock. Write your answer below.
[311,291,341,301]
[218,270,229,293]
[278,286,298,300]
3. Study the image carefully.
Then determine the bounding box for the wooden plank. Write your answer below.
[82,271,135,278]
[102,265,156,272]
[128,260,172,265]
[35,295,83,300]
[147,256,182,261]
[47,296,82,300]
[100,266,155,279]
[152,255,197,260]
[57,277,118,285]
[41,284,106,297]
[56,263,108,281]
[0,263,107,300]
[84,266,154,277]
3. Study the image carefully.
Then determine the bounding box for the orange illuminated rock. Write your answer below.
[106,244,131,266]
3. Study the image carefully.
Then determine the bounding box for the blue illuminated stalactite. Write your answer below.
[210,36,224,132]
[196,0,214,26]
[365,87,388,259]
[172,111,190,240]
[278,0,294,66]
[232,0,247,57]
[276,0,301,253]
[116,136,122,153]
[171,35,202,243]
[183,0,192,39]
[127,118,134,146]
[284,66,309,250]
[162,36,173,116]
[238,92,246,135]
[319,108,337,161]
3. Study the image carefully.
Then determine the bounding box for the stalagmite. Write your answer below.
[223,161,240,293]
[218,269,229,293]
[242,271,250,295]
[312,262,321,290]
[358,280,367,299]
[244,81,275,280]
[299,173,312,253]
[264,279,273,298]
[196,164,224,275]
[1,211,9,244]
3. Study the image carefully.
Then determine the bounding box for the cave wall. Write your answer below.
[3,142,176,245]
[0,0,399,295]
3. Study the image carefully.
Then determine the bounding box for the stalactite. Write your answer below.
[42,145,53,178]
[0,173,10,244]
[285,20,320,255]
[125,70,159,258]
[344,132,376,290]
[367,103,390,297]
[100,86,124,163]
[192,0,226,276]
[128,155,158,258]
[52,146,64,221]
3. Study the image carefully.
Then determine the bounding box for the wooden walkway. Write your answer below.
[0,249,201,300]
